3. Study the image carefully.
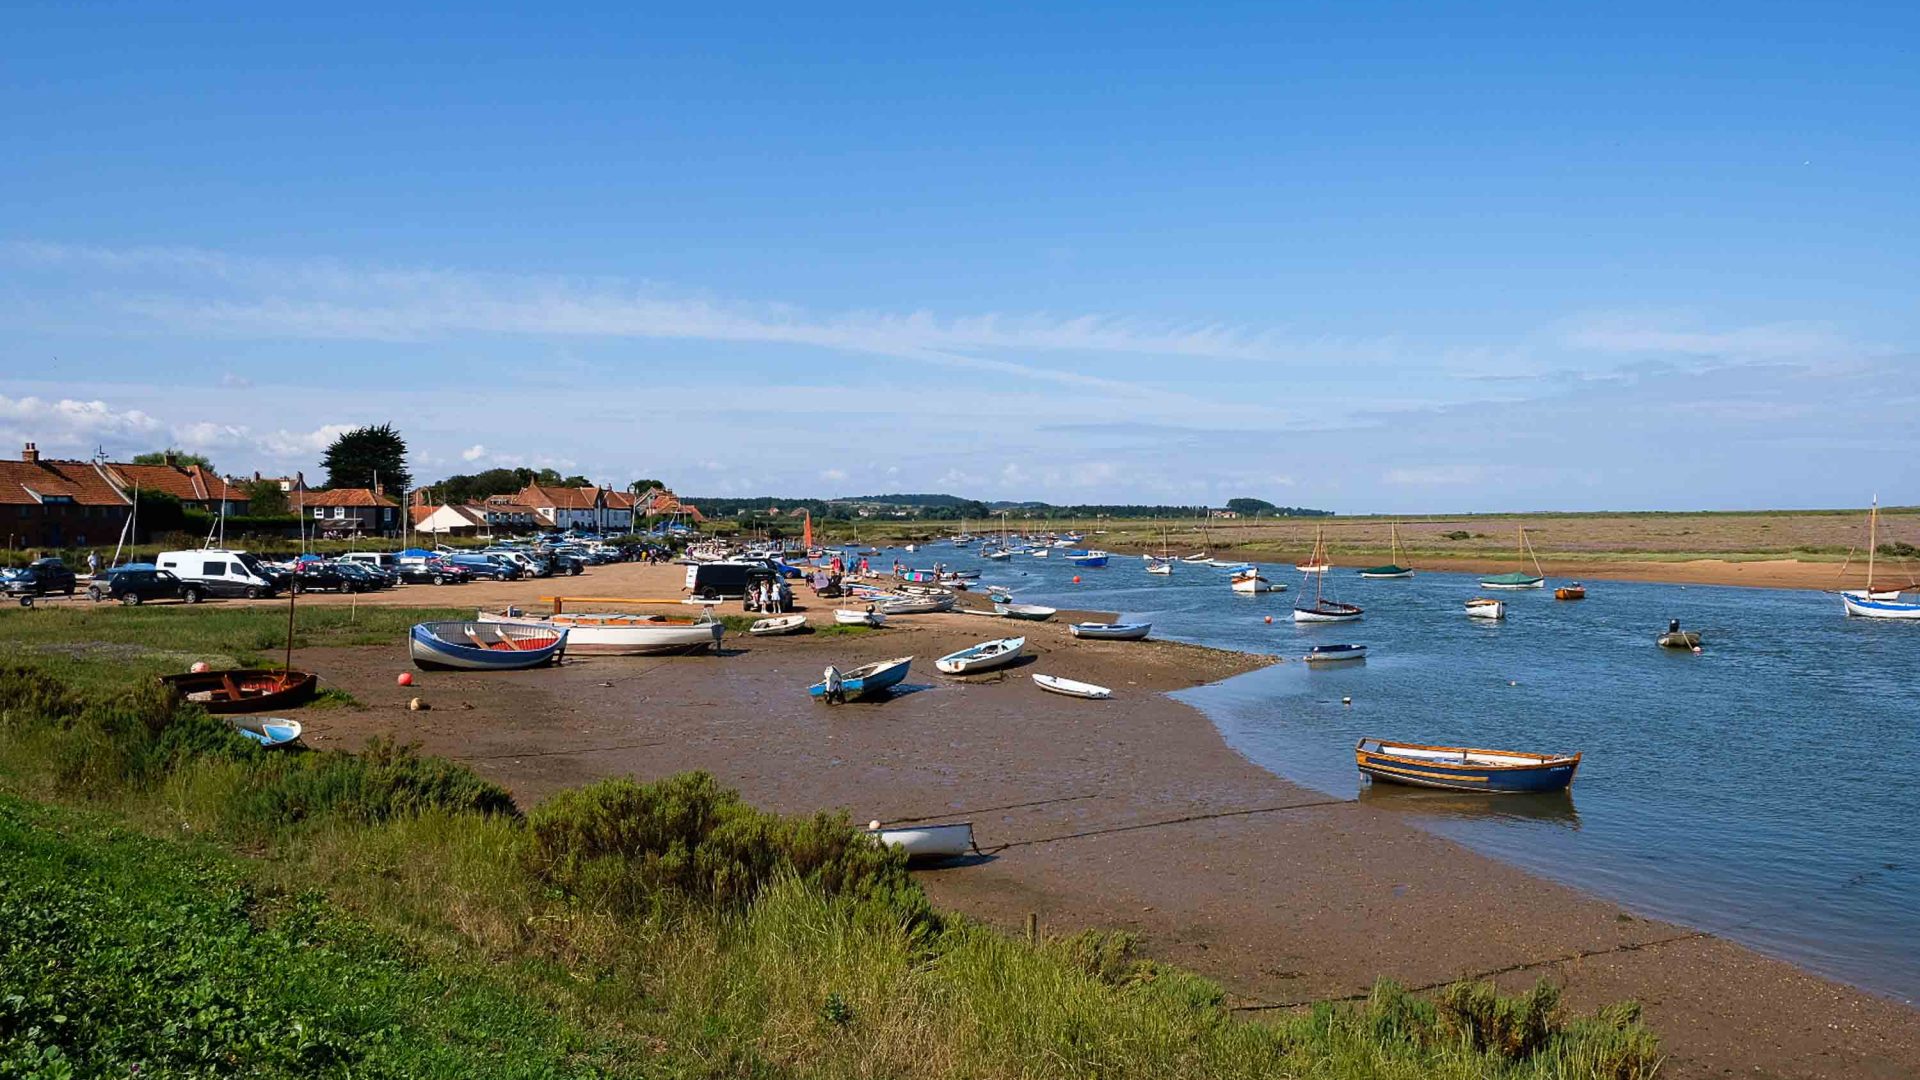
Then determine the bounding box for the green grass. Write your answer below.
[0,646,1663,1079]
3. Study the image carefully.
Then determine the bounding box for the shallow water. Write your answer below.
[892,542,1920,1004]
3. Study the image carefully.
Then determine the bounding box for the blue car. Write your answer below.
[445,553,521,581]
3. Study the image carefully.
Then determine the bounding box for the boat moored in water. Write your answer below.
[1555,583,1587,600]
[1464,597,1507,619]
[1304,643,1367,663]
[1356,738,1581,793]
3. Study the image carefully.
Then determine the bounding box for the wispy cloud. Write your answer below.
[1559,314,1855,361]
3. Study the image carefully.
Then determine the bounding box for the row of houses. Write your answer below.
[1,442,702,547]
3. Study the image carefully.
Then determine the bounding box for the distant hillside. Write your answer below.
[683,492,1330,521]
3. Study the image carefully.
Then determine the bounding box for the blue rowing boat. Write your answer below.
[810,656,914,702]
[229,717,302,748]
[409,621,568,670]
[1065,550,1110,567]
[1355,738,1580,793]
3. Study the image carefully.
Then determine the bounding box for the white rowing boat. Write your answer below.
[935,636,1027,675]
[1032,673,1111,699]
[834,608,888,627]
[869,821,974,860]
[1068,621,1151,641]
[748,614,809,636]
[1464,597,1506,620]
[478,609,723,655]
[994,603,1057,621]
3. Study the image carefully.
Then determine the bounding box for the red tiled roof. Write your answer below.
[0,458,130,507]
[302,488,399,508]
[517,484,635,511]
[104,462,238,504]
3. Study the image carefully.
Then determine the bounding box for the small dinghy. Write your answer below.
[1464,597,1506,620]
[1032,673,1111,699]
[161,669,318,714]
[409,621,567,670]
[1293,600,1363,623]
[1068,621,1151,641]
[810,656,914,702]
[835,608,888,627]
[748,614,809,636]
[1145,558,1173,576]
[1657,621,1702,650]
[994,603,1057,621]
[1356,738,1581,793]
[1066,550,1110,567]
[229,716,302,748]
[1555,583,1587,601]
[1304,643,1367,663]
[1231,569,1287,594]
[881,594,956,615]
[936,636,1027,675]
[478,609,721,655]
[868,821,975,861]
[1031,548,1050,558]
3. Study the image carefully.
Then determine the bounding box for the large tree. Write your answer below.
[244,478,289,517]
[320,423,411,492]
[131,449,214,470]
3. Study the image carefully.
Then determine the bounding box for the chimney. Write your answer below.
[163,450,175,466]
[21,442,38,463]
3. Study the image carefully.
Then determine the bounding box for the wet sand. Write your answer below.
[284,563,1920,1078]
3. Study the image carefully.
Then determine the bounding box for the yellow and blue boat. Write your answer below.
[1355,738,1580,793]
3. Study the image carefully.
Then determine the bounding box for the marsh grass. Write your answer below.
[0,653,1663,1079]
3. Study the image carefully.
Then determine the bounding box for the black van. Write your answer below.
[682,561,779,600]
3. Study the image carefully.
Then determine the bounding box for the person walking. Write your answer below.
[86,550,100,577]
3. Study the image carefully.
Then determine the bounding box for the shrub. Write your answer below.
[1436,978,1559,1059]
[225,737,520,831]
[527,772,924,920]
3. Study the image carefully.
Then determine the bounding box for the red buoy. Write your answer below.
[397,672,414,687]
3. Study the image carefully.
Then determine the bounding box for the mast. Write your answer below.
[1868,497,1878,592]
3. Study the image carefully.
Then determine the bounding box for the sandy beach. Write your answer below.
[282,561,1920,1078]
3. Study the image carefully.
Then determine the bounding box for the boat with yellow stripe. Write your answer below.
[1355,738,1580,793]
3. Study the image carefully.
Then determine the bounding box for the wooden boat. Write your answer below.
[1033,673,1111,699]
[410,621,567,670]
[1464,597,1506,619]
[834,608,888,627]
[748,614,809,636]
[994,603,1057,621]
[1294,531,1361,622]
[1840,500,1920,618]
[229,716,302,748]
[161,669,318,714]
[1480,526,1546,589]
[1356,738,1581,793]
[1066,550,1110,567]
[1231,569,1286,594]
[1554,583,1587,601]
[935,636,1027,675]
[1303,643,1367,663]
[1359,523,1414,578]
[1657,628,1703,649]
[869,821,974,860]
[477,609,722,655]
[1145,559,1173,575]
[1068,621,1151,641]
[810,656,914,701]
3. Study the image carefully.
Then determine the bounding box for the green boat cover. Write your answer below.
[1480,572,1543,585]
[1361,564,1411,576]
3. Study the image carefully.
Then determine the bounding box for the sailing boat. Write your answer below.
[1841,499,1920,619]
[1145,523,1174,575]
[1359,522,1414,579]
[1294,531,1362,622]
[1480,527,1546,590]
[1294,526,1332,573]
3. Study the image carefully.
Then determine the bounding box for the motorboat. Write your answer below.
[1231,568,1286,594]
[809,656,913,701]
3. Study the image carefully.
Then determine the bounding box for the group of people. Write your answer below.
[745,575,792,613]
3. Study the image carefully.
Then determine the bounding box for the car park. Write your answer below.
[2,557,78,597]
[155,549,281,599]
[446,552,520,580]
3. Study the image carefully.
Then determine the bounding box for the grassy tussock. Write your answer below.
[0,657,1664,1079]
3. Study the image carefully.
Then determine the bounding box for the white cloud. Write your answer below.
[1383,465,1488,486]
[0,394,162,452]
[1561,316,1851,361]
[461,444,488,462]
[818,468,848,482]
[260,423,355,457]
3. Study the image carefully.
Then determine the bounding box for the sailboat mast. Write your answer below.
[1868,498,1878,591]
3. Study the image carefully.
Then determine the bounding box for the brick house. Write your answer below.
[513,483,635,532]
[300,488,401,538]
[102,455,248,516]
[0,443,131,549]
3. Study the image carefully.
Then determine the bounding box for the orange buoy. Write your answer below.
[1072,575,1082,584]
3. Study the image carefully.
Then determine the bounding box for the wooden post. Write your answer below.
[1025,911,1038,945]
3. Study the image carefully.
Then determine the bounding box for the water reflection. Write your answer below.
[1357,782,1581,829]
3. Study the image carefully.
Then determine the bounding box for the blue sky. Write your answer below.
[3,3,1916,510]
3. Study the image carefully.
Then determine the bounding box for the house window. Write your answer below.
[314,507,325,518]
[332,507,345,519]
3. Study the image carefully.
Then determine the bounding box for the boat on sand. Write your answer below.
[1068,621,1151,640]
[748,614,808,636]
[478,609,721,655]
[229,716,302,748]
[810,656,913,701]
[161,668,319,713]
[936,636,1027,675]
[410,621,567,670]
[869,821,974,860]
[1032,673,1111,699]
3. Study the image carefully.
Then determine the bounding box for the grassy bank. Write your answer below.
[0,614,1662,1079]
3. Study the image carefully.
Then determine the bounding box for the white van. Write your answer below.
[340,552,400,571]
[154,549,281,599]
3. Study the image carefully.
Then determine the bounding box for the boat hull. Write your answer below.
[748,614,809,636]
[1359,566,1413,579]
[1293,604,1363,623]
[1304,645,1367,663]
[1068,622,1151,640]
[477,611,721,655]
[1356,739,1580,793]
[810,656,913,700]
[160,669,319,714]
[1033,674,1111,699]
[935,636,1027,675]
[995,603,1057,621]
[1480,575,1544,590]
[1464,600,1506,619]
[410,622,567,670]
[1841,593,1920,619]
[871,822,974,860]
[834,609,888,627]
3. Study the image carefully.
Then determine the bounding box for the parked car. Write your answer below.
[288,560,354,593]
[89,564,201,605]
[2,558,78,597]
[331,561,391,591]
[395,557,472,585]
[446,552,520,580]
